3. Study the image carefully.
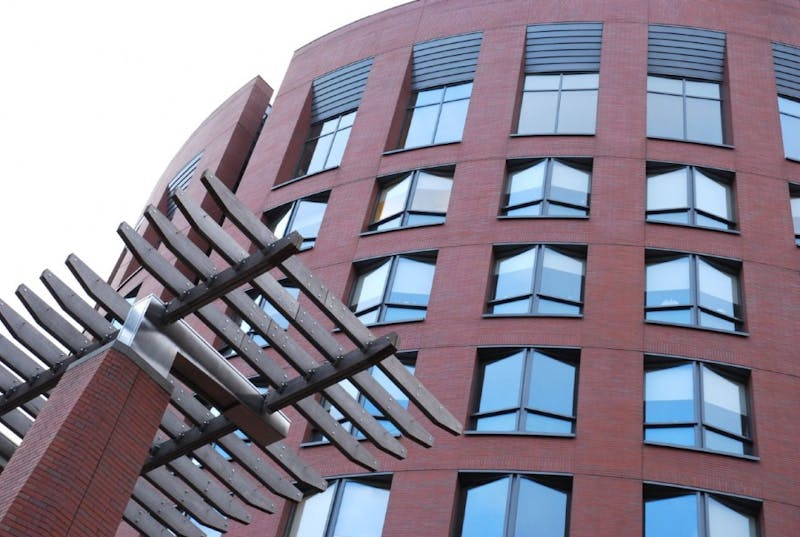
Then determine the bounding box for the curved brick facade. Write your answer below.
[113,1,800,535]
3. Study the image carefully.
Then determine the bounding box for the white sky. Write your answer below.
[0,1,406,331]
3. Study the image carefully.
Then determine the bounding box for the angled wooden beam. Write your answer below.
[66,254,133,323]
[16,284,93,354]
[118,221,380,470]
[0,407,33,439]
[0,299,65,367]
[132,480,206,537]
[40,269,117,341]
[202,171,463,435]
[0,333,43,379]
[146,415,235,473]
[123,500,175,537]
[0,361,69,415]
[145,466,229,532]
[145,203,409,457]
[167,456,252,524]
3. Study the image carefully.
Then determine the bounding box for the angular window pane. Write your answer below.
[319,116,340,136]
[528,352,575,417]
[686,97,723,144]
[647,93,684,139]
[549,161,590,207]
[524,75,561,91]
[694,171,732,222]
[645,494,698,537]
[645,426,696,446]
[478,352,525,414]
[291,200,327,241]
[507,161,546,208]
[556,90,597,133]
[647,76,683,94]
[388,257,434,306]
[518,91,559,134]
[332,481,390,537]
[325,126,351,168]
[779,96,800,116]
[402,105,439,148]
[302,133,334,176]
[780,113,800,160]
[410,172,453,213]
[374,176,412,224]
[444,82,473,101]
[561,73,599,90]
[524,413,573,434]
[685,80,720,99]
[476,413,519,432]
[791,196,800,235]
[514,478,568,537]
[702,367,747,436]
[270,208,291,240]
[413,87,444,106]
[707,497,756,537]
[383,306,426,323]
[351,260,391,314]
[697,260,737,318]
[494,249,536,301]
[646,308,693,324]
[291,483,336,537]
[540,248,584,302]
[491,298,532,315]
[338,111,357,128]
[704,429,745,455]
[434,99,469,144]
[645,364,695,423]
[646,257,691,307]
[647,169,688,211]
[460,478,510,537]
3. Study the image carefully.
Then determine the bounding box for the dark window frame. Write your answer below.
[789,183,800,246]
[644,355,753,456]
[646,75,725,145]
[516,72,599,135]
[487,244,586,316]
[778,95,800,161]
[644,250,744,333]
[350,251,438,325]
[295,111,356,178]
[265,190,330,250]
[470,347,579,435]
[367,166,455,232]
[501,157,592,217]
[646,162,736,231]
[455,472,572,537]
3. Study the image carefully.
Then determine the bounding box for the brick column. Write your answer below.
[0,344,171,536]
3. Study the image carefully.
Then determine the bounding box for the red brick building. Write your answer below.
[111,0,800,535]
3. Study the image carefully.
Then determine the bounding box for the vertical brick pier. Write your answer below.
[0,345,170,536]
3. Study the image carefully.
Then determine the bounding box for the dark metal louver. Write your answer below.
[648,24,726,81]
[411,32,483,90]
[773,42,800,100]
[310,58,373,123]
[525,23,603,74]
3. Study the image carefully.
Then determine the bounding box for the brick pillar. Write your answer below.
[0,344,171,536]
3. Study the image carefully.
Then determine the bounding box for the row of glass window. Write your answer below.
[287,474,759,537]
[294,68,800,181]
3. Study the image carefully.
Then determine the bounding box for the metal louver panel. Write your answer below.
[525,23,603,74]
[166,151,203,219]
[648,24,726,81]
[773,42,800,100]
[310,58,373,123]
[411,32,483,90]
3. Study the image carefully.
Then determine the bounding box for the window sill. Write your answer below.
[483,313,583,319]
[646,136,734,150]
[645,220,739,235]
[644,320,749,337]
[644,440,759,462]
[272,166,339,190]
[465,430,575,439]
[383,140,461,156]
[510,132,595,138]
[360,221,445,237]
[498,215,589,221]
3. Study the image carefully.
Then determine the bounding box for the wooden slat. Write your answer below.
[123,500,175,537]
[16,284,93,353]
[151,201,411,456]
[40,269,117,341]
[132,479,206,537]
[118,221,380,470]
[0,299,65,367]
[202,171,463,435]
[160,411,276,513]
[168,456,252,524]
[145,467,229,531]
[66,254,133,323]
[0,333,43,379]
[177,192,434,446]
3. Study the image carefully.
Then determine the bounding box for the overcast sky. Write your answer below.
[0,1,406,332]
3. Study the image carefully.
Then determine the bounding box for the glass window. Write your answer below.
[644,357,752,455]
[647,76,724,144]
[645,485,759,537]
[310,354,416,442]
[488,245,586,316]
[646,164,735,230]
[350,252,436,324]
[471,347,578,434]
[399,82,472,149]
[790,183,800,245]
[296,111,356,177]
[221,283,300,356]
[458,474,570,537]
[265,191,329,250]
[517,73,598,135]
[502,158,591,217]
[779,96,800,160]
[645,251,743,332]
[288,476,391,537]
[369,167,454,231]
